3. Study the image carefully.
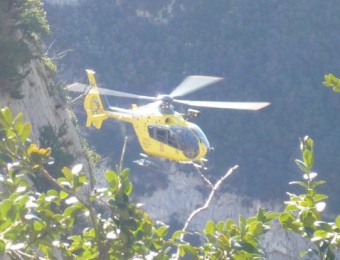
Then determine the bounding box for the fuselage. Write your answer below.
[130,106,210,162]
[83,80,210,162]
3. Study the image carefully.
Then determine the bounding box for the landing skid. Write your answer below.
[133,154,208,172]
[133,154,167,172]
[133,158,160,170]
[178,160,208,171]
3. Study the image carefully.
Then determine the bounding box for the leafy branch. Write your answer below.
[323,74,340,93]
[1,106,340,259]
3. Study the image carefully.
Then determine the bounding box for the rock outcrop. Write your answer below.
[139,170,310,259]
[0,59,90,180]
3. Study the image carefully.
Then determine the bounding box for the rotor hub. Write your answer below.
[157,95,174,114]
[157,94,173,103]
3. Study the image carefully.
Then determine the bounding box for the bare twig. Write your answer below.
[37,167,91,208]
[68,91,87,105]
[119,136,128,173]
[175,165,239,258]
[197,168,213,189]
[44,38,57,56]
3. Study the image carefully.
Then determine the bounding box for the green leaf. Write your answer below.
[57,178,71,188]
[279,212,293,225]
[248,221,265,236]
[285,204,299,212]
[171,230,187,240]
[215,221,226,233]
[300,249,311,257]
[155,225,169,237]
[64,204,83,217]
[1,107,13,125]
[264,211,280,221]
[0,240,5,254]
[62,167,74,183]
[21,123,32,142]
[34,220,45,231]
[179,244,197,257]
[105,170,118,183]
[83,228,96,238]
[256,208,266,222]
[179,245,185,257]
[314,221,333,232]
[295,159,307,173]
[12,112,24,125]
[205,220,215,236]
[238,241,258,254]
[239,215,246,234]
[336,215,340,230]
[120,168,130,179]
[289,181,307,189]
[60,190,69,199]
[142,221,153,236]
[311,180,326,189]
[313,194,328,202]
[300,211,316,227]
[78,175,88,185]
[303,149,313,170]
[313,230,328,239]
[123,181,133,195]
[1,199,14,218]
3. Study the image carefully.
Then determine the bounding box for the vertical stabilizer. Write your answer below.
[84,70,107,129]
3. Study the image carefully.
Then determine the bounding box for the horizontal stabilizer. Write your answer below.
[67,83,91,93]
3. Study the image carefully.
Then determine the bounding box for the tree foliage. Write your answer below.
[1,106,340,259]
[323,74,340,93]
[0,0,49,98]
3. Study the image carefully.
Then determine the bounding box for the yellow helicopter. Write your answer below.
[68,70,270,168]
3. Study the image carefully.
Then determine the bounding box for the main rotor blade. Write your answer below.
[173,100,270,110]
[97,88,157,101]
[67,83,91,92]
[170,75,223,98]
[109,106,137,115]
[111,101,162,115]
[67,82,156,101]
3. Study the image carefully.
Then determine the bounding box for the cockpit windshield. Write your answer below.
[169,125,199,158]
[188,122,210,149]
[148,125,200,158]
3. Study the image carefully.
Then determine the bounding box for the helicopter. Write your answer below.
[68,70,270,169]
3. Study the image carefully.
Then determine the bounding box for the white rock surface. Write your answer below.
[0,59,90,184]
[139,169,310,259]
[44,0,78,6]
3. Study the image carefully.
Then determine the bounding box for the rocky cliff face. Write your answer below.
[139,169,310,259]
[44,0,78,5]
[0,59,89,180]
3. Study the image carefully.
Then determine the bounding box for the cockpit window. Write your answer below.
[188,122,210,149]
[148,126,170,144]
[170,126,199,158]
[147,125,199,158]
